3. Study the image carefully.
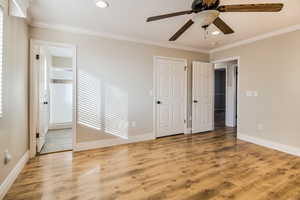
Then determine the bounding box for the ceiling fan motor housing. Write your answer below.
[192,0,220,11]
[193,10,220,27]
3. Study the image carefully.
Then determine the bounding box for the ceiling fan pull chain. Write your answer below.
[203,26,209,40]
[206,28,209,39]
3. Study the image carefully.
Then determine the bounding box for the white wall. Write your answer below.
[49,56,73,127]
[52,56,72,68]
[49,82,72,125]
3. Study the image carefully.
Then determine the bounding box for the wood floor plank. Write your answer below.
[4,127,300,200]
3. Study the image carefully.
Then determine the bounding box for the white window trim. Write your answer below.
[0,0,7,118]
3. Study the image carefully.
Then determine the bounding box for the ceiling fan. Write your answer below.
[146,0,284,41]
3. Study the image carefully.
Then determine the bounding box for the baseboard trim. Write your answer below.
[192,127,214,134]
[184,128,192,134]
[238,133,300,157]
[74,133,155,152]
[0,151,29,200]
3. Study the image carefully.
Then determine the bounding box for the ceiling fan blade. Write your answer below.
[169,20,194,41]
[147,10,193,22]
[213,17,234,34]
[218,3,283,12]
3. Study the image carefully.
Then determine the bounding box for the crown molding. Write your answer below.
[30,22,210,54]
[210,24,300,53]
[29,22,300,55]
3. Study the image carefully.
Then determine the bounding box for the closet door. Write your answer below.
[192,61,214,133]
[37,46,50,152]
[155,57,187,138]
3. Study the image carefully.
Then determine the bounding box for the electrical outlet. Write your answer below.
[4,150,12,165]
[131,121,136,127]
[149,90,153,96]
[257,124,264,131]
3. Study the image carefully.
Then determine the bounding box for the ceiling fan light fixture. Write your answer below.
[212,31,220,35]
[193,10,220,27]
[95,0,109,8]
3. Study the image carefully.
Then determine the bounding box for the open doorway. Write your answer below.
[213,59,238,129]
[30,41,76,156]
[214,68,226,128]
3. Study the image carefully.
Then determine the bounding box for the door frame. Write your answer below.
[225,63,238,127]
[29,39,77,158]
[211,56,240,131]
[153,56,188,138]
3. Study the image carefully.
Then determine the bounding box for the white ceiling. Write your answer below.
[29,0,300,51]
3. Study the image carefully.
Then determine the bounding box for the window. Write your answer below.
[0,7,3,117]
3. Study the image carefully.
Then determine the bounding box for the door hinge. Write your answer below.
[184,66,187,71]
[36,133,40,138]
[36,54,40,60]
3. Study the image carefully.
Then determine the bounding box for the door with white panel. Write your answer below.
[192,61,214,133]
[36,46,50,152]
[155,57,187,138]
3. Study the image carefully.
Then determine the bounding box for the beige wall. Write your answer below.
[0,13,298,186]
[30,27,209,143]
[0,17,29,183]
[211,30,300,149]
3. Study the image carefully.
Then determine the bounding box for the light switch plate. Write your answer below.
[246,91,253,97]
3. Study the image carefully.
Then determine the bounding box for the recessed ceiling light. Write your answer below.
[95,0,109,8]
[212,31,220,35]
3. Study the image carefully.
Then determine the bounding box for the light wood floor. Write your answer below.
[5,127,300,200]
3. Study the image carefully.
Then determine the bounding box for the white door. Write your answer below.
[192,61,214,133]
[155,57,187,137]
[226,64,237,127]
[37,47,50,152]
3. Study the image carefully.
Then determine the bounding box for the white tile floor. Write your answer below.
[40,129,73,154]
